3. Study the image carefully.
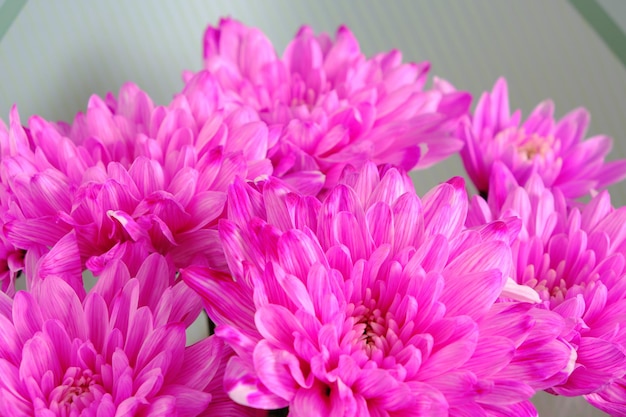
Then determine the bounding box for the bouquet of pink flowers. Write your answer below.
[2,18,626,417]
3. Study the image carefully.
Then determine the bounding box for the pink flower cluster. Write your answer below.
[1,18,626,417]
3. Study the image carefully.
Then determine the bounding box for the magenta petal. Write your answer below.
[32,276,86,341]
[154,281,202,328]
[368,168,413,207]
[169,229,227,269]
[254,340,298,401]
[36,232,85,300]
[225,355,289,409]
[19,333,60,384]
[83,293,109,353]
[281,171,326,196]
[597,159,626,190]
[12,291,43,344]
[419,317,478,379]
[463,336,515,377]
[366,202,394,247]
[141,395,178,417]
[25,171,72,216]
[161,385,212,417]
[43,320,74,375]
[426,371,478,407]
[254,304,307,351]
[291,383,337,417]
[123,307,154,366]
[392,193,424,250]
[354,368,409,407]
[5,217,70,249]
[477,379,534,405]
[440,269,506,320]
[555,366,616,396]
[0,314,21,364]
[109,278,140,341]
[134,366,166,399]
[128,157,165,196]
[0,292,12,320]
[423,179,468,239]
[552,295,585,319]
[91,259,132,307]
[115,396,146,416]
[585,379,626,415]
[185,191,227,231]
[577,337,626,376]
[134,253,173,310]
[110,349,133,404]
[175,336,223,391]
[277,230,326,281]
[107,210,150,243]
[262,179,296,232]
[182,266,256,331]
[482,399,538,417]
[0,359,30,414]
[272,264,315,315]
[134,323,185,373]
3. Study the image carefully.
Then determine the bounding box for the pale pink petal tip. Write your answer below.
[501,277,542,303]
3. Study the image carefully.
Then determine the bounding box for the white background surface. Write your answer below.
[2,1,625,415]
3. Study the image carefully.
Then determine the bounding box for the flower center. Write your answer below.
[518,135,550,160]
[288,75,320,111]
[50,367,104,412]
[350,301,393,357]
[527,270,596,310]
[359,307,385,345]
[497,127,554,161]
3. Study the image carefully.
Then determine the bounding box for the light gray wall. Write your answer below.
[1,1,623,415]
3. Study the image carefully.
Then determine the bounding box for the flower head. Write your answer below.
[184,163,572,416]
[0,79,273,273]
[459,78,626,199]
[468,162,626,400]
[191,18,470,195]
[0,237,259,416]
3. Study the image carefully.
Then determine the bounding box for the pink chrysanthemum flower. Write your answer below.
[468,162,626,403]
[187,18,470,195]
[183,163,572,416]
[0,236,262,416]
[459,78,626,199]
[0,78,273,273]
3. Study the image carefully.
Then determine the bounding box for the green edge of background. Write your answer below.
[569,0,626,71]
[0,0,27,43]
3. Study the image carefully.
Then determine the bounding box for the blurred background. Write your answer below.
[2,1,626,415]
